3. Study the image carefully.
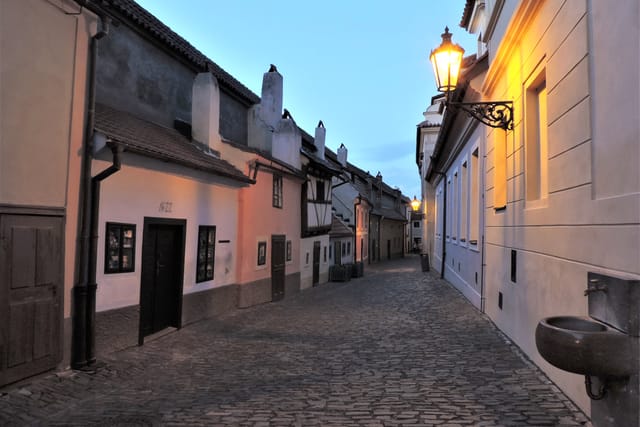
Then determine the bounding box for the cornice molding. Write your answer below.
[482,0,545,95]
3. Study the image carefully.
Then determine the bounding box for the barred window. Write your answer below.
[196,226,216,283]
[273,174,283,208]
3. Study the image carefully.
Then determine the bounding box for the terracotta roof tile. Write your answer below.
[95,103,253,184]
[329,215,354,238]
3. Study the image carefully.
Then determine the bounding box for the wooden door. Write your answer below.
[271,235,285,301]
[0,214,63,386]
[139,219,185,343]
[312,241,321,286]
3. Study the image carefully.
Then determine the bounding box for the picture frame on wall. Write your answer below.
[257,241,267,266]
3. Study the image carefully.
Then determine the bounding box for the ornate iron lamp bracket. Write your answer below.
[449,101,514,130]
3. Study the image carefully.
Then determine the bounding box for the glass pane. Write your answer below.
[108,226,120,250]
[121,248,133,269]
[207,228,215,245]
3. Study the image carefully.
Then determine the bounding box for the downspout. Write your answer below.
[72,15,111,369]
[86,143,122,364]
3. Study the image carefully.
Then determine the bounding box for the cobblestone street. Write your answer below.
[0,256,590,426]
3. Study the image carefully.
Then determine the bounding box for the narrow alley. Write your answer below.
[0,256,590,426]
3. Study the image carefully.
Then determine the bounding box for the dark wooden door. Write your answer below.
[271,235,285,301]
[139,219,185,342]
[312,241,321,286]
[0,214,63,387]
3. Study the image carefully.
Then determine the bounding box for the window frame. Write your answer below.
[104,222,136,274]
[196,225,216,283]
[524,65,548,206]
[272,174,283,208]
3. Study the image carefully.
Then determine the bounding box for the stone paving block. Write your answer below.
[0,256,591,426]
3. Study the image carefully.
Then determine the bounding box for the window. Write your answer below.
[446,178,452,239]
[323,246,327,262]
[196,226,216,283]
[286,240,292,261]
[329,245,332,259]
[494,130,507,210]
[316,180,325,201]
[460,161,468,243]
[347,241,351,254]
[452,172,458,241]
[525,71,548,202]
[257,241,267,266]
[413,221,420,228]
[105,223,135,273]
[470,148,480,246]
[272,174,283,208]
[342,242,346,255]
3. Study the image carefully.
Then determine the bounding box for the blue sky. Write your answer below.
[136,0,478,199]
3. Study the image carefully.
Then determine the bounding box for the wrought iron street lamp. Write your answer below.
[429,27,514,130]
[411,195,421,212]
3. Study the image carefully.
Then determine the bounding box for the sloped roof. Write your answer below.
[329,215,354,238]
[105,0,260,105]
[460,0,475,29]
[300,146,342,175]
[371,206,406,222]
[94,103,253,184]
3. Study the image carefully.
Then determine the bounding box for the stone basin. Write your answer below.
[535,316,636,378]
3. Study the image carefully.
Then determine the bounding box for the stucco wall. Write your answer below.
[1,0,96,370]
[300,235,330,290]
[96,23,249,144]
[235,167,301,286]
[93,152,241,312]
[379,219,404,260]
[481,0,640,412]
[96,24,193,128]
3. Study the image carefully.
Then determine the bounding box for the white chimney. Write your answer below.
[192,72,220,150]
[337,143,348,167]
[272,109,301,169]
[260,64,283,130]
[314,120,326,160]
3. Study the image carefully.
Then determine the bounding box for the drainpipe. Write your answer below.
[86,143,121,364]
[72,15,111,369]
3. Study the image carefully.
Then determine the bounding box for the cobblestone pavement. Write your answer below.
[1,256,591,426]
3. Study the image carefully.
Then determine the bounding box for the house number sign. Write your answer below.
[159,201,173,213]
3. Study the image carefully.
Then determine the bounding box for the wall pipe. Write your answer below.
[85,143,122,364]
[71,13,111,369]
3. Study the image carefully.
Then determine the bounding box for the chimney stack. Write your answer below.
[337,143,348,167]
[192,72,221,150]
[260,64,283,130]
[272,109,301,169]
[314,120,326,160]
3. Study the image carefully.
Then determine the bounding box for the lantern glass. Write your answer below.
[411,196,421,212]
[429,27,465,93]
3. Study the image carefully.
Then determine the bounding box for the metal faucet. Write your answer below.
[584,278,608,296]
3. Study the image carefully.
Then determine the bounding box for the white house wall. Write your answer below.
[94,154,239,312]
[300,235,330,290]
[481,0,640,412]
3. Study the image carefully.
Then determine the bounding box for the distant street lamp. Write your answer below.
[411,195,421,212]
[429,27,514,130]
